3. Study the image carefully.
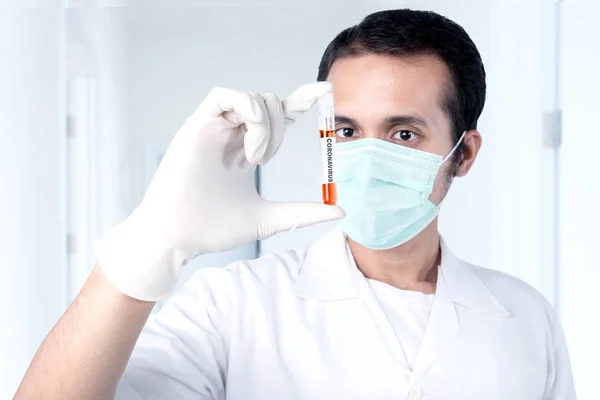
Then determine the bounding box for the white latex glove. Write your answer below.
[96,82,344,301]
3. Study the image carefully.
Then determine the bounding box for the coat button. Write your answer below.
[407,385,423,400]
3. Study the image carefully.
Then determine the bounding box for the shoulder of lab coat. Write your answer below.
[464,265,575,399]
[439,241,575,399]
[116,226,575,400]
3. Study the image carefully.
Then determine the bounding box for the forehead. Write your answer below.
[326,53,452,129]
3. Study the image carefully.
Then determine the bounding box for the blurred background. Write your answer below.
[1,0,598,398]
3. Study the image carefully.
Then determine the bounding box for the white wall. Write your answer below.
[0,7,65,399]
[484,1,560,304]
[92,11,132,236]
[559,1,600,398]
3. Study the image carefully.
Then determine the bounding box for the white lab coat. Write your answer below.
[116,227,575,400]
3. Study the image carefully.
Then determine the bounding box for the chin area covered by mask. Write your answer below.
[336,132,465,250]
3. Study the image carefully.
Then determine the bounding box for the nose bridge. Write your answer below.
[347,111,389,140]
[360,123,388,140]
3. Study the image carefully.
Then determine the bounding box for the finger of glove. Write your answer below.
[257,92,285,165]
[244,92,271,164]
[195,87,265,126]
[194,87,271,164]
[282,82,333,125]
[256,201,346,240]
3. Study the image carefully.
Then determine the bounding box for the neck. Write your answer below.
[348,220,440,294]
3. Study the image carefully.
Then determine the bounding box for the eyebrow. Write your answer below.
[335,115,359,126]
[335,115,428,128]
[385,115,428,128]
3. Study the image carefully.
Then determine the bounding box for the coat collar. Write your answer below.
[294,226,363,301]
[294,226,509,316]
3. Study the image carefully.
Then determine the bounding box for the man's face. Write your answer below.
[327,53,468,205]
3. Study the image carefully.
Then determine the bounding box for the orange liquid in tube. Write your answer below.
[318,93,337,205]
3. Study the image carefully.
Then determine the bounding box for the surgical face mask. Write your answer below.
[336,132,466,250]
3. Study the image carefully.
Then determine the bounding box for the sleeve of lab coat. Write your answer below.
[114,268,235,400]
[543,312,577,400]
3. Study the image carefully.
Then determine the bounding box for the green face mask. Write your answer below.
[336,133,465,250]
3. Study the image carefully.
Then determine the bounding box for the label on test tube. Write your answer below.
[321,135,336,184]
[318,93,337,205]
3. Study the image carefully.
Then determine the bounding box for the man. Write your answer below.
[16,9,575,400]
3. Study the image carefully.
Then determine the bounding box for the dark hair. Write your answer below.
[317,9,486,169]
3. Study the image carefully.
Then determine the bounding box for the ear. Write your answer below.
[455,130,482,177]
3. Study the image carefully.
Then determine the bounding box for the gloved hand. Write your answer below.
[96,82,345,301]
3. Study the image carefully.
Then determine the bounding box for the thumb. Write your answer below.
[257,202,346,240]
[282,82,333,125]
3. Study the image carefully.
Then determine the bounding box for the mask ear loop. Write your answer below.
[433,130,468,209]
[441,130,467,164]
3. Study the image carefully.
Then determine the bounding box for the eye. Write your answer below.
[393,130,417,141]
[335,127,357,139]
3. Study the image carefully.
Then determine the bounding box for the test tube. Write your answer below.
[318,93,337,205]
